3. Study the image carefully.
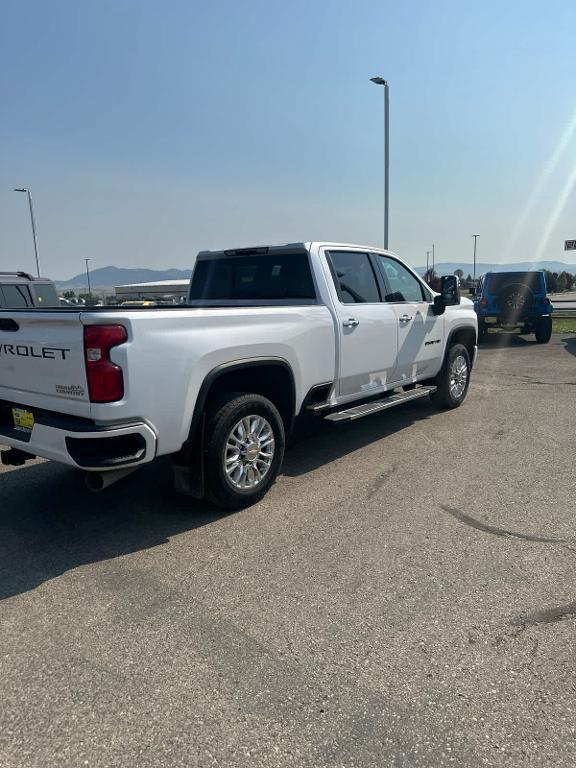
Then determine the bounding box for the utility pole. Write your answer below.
[370,76,390,249]
[426,250,431,274]
[13,188,41,277]
[85,258,92,295]
[432,243,435,273]
[472,234,480,286]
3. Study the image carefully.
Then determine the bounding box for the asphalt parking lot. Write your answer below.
[1,333,575,768]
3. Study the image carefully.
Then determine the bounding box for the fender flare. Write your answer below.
[443,324,478,368]
[189,356,296,443]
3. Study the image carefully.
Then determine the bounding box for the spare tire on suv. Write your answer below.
[497,283,534,323]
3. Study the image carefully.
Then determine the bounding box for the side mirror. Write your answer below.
[432,275,461,315]
[441,275,460,306]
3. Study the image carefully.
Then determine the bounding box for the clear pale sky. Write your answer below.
[1,0,576,279]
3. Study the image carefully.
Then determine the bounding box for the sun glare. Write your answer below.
[503,111,576,263]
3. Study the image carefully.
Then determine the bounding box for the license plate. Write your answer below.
[12,408,35,431]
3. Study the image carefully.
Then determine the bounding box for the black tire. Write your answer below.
[204,393,285,509]
[535,316,552,344]
[431,343,471,410]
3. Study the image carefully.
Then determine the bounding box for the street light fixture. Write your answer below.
[13,188,41,277]
[370,76,390,250]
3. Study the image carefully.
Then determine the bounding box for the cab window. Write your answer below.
[328,251,381,303]
[374,255,426,303]
[0,284,34,308]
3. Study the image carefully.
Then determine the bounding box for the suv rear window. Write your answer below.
[189,252,316,305]
[487,272,544,293]
[0,284,34,308]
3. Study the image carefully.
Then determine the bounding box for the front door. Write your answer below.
[372,253,444,382]
[323,249,399,401]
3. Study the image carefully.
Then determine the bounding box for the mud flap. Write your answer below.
[171,415,205,498]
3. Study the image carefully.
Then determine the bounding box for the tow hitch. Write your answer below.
[1,447,36,467]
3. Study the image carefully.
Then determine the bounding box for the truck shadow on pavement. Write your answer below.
[0,459,225,602]
[283,399,432,477]
[0,400,434,601]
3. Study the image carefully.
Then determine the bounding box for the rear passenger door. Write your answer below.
[324,249,399,400]
[373,254,444,382]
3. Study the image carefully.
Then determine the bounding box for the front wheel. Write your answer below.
[535,316,552,344]
[431,343,471,409]
[204,394,285,509]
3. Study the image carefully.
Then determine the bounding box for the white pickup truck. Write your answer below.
[0,243,477,508]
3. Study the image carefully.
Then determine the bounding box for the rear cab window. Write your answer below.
[188,249,317,306]
[31,282,60,307]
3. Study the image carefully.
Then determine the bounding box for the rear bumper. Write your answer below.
[0,405,157,471]
[477,313,552,325]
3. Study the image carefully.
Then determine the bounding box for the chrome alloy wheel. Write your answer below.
[449,354,468,400]
[224,415,275,490]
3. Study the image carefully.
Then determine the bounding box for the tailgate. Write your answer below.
[0,311,92,417]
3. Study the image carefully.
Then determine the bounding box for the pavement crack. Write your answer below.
[440,505,568,544]
[511,601,576,628]
[494,604,576,648]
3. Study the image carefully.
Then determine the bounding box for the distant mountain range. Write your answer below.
[55,266,192,291]
[415,261,576,276]
[54,260,576,293]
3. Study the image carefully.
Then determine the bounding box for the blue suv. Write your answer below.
[474,271,553,343]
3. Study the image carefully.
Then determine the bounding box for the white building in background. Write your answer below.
[114,279,189,303]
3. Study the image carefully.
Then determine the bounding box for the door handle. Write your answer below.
[399,314,413,323]
[343,317,359,328]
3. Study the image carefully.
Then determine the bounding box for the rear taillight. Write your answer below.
[479,298,488,309]
[84,325,128,403]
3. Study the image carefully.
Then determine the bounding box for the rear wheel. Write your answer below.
[431,344,471,409]
[204,393,285,509]
[535,316,552,344]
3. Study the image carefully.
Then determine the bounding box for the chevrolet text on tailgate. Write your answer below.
[0,243,477,508]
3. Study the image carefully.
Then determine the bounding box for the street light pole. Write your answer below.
[13,188,41,277]
[426,250,431,274]
[432,243,435,273]
[370,76,390,250]
[85,258,92,295]
[472,234,480,286]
